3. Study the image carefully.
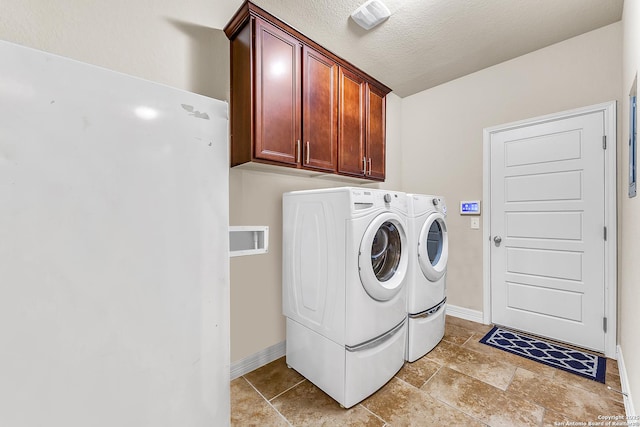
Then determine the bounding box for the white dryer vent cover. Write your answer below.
[350,0,391,30]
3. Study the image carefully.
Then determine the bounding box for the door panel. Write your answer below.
[506,247,583,280]
[504,130,581,167]
[505,170,582,202]
[254,18,301,165]
[506,283,583,322]
[506,211,583,240]
[490,111,605,351]
[302,46,338,172]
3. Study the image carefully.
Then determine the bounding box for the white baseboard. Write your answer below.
[230,341,286,380]
[446,304,485,324]
[617,344,636,419]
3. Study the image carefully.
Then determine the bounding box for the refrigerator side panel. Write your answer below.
[0,41,230,426]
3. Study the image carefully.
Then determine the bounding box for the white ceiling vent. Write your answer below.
[350,0,391,30]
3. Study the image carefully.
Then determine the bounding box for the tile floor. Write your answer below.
[231,316,625,426]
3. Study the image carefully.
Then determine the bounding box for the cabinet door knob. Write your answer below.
[368,158,372,176]
[363,157,367,174]
[306,141,310,164]
[296,140,301,163]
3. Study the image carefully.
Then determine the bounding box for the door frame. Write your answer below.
[482,101,617,357]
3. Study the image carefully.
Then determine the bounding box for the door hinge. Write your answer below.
[603,317,608,333]
[604,226,607,241]
[603,135,607,150]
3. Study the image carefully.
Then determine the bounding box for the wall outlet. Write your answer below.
[471,217,480,229]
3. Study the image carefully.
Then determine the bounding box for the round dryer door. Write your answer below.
[358,212,408,301]
[418,212,448,281]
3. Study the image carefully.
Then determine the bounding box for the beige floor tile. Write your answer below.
[508,368,626,422]
[553,366,624,402]
[423,366,544,427]
[231,378,288,427]
[271,380,384,427]
[362,377,485,427]
[243,357,304,400]
[542,408,574,427]
[446,315,493,335]
[424,339,517,390]
[395,357,441,388]
[607,357,620,376]
[443,322,475,345]
[606,372,624,394]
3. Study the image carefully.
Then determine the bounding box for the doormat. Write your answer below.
[479,326,606,383]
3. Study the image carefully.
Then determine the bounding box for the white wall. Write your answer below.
[0,0,237,101]
[400,22,622,312]
[620,0,640,413]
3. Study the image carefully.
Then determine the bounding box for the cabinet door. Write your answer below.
[366,84,386,181]
[337,67,366,177]
[254,18,301,165]
[302,46,338,172]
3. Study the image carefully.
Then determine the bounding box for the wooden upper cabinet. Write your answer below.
[302,46,338,172]
[366,84,386,181]
[338,71,387,181]
[225,1,390,180]
[338,67,366,177]
[254,18,301,165]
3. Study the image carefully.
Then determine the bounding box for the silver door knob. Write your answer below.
[493,236,502,246]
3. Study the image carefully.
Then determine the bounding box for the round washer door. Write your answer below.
[418,212,448,282]
[358,212,408,301]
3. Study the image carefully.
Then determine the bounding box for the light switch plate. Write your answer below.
[471,217,480,229]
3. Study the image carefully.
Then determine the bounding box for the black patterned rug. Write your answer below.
[480,326,606,383]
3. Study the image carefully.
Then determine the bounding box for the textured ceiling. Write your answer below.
[221,0,624,97]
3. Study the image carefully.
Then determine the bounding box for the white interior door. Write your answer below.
[489,110,607,352]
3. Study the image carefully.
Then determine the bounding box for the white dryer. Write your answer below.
[405,193,448,362]
[283,187,408,408]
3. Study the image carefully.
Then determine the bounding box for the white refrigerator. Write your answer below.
[0,41,230,426]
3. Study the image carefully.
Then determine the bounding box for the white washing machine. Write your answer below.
[405,193,448,362]
[283,187,408,408]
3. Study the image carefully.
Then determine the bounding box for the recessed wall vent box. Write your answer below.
[351,0,391,30]
[460,201,481,215]
[229,226,269,257]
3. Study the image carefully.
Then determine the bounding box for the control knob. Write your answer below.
[383,193,392,203]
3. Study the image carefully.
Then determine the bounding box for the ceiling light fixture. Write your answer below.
[350,0,391,30]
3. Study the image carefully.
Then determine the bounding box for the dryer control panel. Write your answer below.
[433,197,447,215]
